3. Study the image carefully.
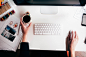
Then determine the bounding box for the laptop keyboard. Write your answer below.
[33,23,61,35]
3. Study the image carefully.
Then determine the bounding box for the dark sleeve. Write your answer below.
[19,42,29,57]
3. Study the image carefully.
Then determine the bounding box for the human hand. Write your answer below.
[66,31,71,51]
[69,31,79,51]
[20,18,32,36]
[66,31,79,51]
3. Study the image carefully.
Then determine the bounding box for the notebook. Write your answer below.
[0,0,13,18]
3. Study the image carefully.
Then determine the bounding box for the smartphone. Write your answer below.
[81,14,86,26]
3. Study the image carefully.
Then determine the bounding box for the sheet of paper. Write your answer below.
[0,15,23,52]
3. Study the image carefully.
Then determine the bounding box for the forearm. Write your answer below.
[22,34,27,42]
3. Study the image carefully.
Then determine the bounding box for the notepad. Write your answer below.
[0,1,13,18]
[0,2,11,15]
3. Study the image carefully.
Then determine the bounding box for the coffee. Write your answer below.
[23,15,31,23]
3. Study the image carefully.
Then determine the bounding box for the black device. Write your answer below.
[81,14,86,26]
[13,0,81,6]
[84,38,86,44]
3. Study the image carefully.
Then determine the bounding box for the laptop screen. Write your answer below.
[13,0,80,6]
[32,0,80,5]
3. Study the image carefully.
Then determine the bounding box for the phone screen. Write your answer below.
[82,14,86,26]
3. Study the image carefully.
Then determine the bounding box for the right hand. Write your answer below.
[69,31,79,51]
[66,31,79,51]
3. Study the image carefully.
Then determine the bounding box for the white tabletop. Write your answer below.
[7,0,86,51]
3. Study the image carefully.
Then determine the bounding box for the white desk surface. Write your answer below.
[4,0,86,51]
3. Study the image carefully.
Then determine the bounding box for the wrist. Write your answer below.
[70,47,75,52]
[22,34,27,42]
[70,50,75,53]
[23,34,26,38]
[69,49,75,57]
[23,34,27,37]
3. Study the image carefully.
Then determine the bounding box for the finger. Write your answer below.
[27,22,32,30]
[70,40,72,43]
[67,31,71,41]
[20,18,24,27]
[67,32,70,41]
[69,31,71,40]
[67,31,70,37]
[20,18,25,30]
[76,32,79,40]
[28,22,32,28]
[75,31,78,38]
[20,18,22,24]
[71,31,74,40]
[73,31,75,38]
[20,18,22,25]
[74,31,77,38]
[23,14,25,15]
[66,31,70,45]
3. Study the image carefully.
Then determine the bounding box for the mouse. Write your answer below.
[69,31,75,39]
